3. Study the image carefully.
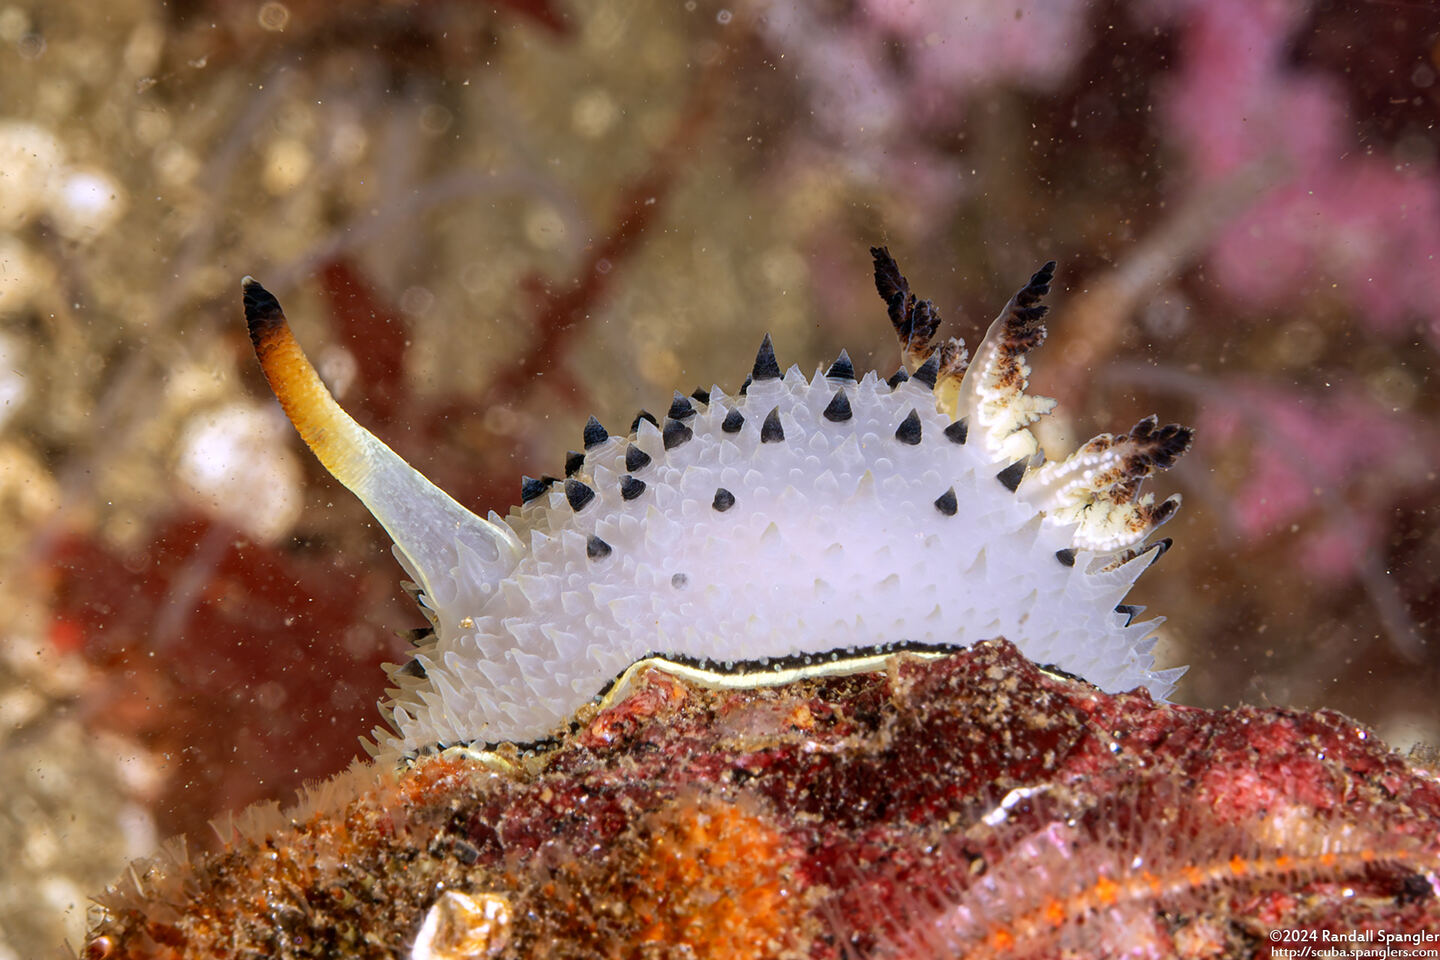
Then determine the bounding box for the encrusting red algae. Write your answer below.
[85,640,1440,958]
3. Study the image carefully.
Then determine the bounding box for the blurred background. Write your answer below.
[0,0,1436,953]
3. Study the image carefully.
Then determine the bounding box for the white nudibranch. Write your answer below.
[243,249,1193,758]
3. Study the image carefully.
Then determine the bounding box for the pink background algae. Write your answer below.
[0,0,1437,953]
[1163,0,1440,343]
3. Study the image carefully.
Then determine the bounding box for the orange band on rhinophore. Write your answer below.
[242,276,522,605]
[243,276,372,490]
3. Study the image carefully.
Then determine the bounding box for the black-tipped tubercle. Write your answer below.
[663,419,693,450]
[761,407,784,443]
[911,352,940,389]
[565,478,596,512]
[625,444,652,473]
[668,392,696,420]
[895,409,922,445]
[823,389,852,423]
[996,459,1027,492]
[620,475,646,501]
[825,351,856,382]
[583,416,608,449]
[752,334,782,381]
[520,475,555,504]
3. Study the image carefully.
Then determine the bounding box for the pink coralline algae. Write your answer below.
[86,640,1440,959]
[1161,0,1440,345]
[752,0,1094,219]
[1195,384,1432,584]
[758,0,1092,136]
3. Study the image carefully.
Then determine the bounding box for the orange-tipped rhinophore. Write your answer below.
[242,277,520,614]
[244,277,375,491]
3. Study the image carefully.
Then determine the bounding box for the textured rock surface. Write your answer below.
[86,640,1440,959]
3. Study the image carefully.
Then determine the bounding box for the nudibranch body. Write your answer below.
[245,250,1192,757]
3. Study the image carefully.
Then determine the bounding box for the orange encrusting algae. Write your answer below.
[624,795,803,957]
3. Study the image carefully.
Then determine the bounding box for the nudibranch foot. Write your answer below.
[245,249,1194,757]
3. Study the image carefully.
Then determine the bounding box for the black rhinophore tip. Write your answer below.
[564,450,586,477]
[520,475,554,504]
[996,458,1028,492]
[934,487,958,516]
[760,406,784,443]
[825,350,856,381]
[823,389,852,423]
[565,478,596,511]
[583,415,609,449]
[1055,548,1076,567]
[912,352,940,389]
[663,418,693,450]
[712,487,735,512]
[625,443,652,473]
[721,408,745,433]
[620,475,647,501]
[668,391,696,420]
[241,276,284,334]
[895,409,922,445]
[752,334,782,381]
[586,535,612,560]
[944,418,969,445]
